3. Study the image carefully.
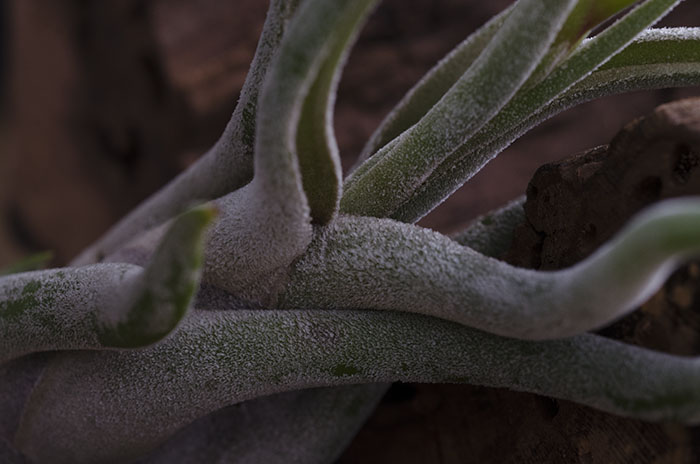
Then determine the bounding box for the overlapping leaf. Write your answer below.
[16,309,700,463]
[343,0,687,223]
[0,206,213,363]
[282,198,700,340]
[341,0,579,219]
[395,26,700,222]
[202,0,377,303]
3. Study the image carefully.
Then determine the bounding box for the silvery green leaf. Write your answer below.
[353,0,641,172]
[341,0,579,218]
[356,0,684,223]
[72,0,301,265]
[295,0,378,224]
[0,206,213,363]
[527,0,640,81]
[16,309,700,463]
[203,0,378,302]
[283,198,700,340]
[394,27,700,222]
[352,4,513,168]
[142,193,533,464]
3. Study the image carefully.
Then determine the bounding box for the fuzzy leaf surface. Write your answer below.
[0,206,213,363]
[296,0,377,224]
[283,198,700,340]
[16,309,700,463]
[202,0,377,303]
[394,22,697,223]
[352,0,684,223]
[340,0,578,218]
[352,5,513,168]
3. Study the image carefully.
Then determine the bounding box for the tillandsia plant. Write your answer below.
[2,0,700,462]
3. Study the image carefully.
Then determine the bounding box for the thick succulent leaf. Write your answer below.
[451,196,526,257]
[296,0,377,224]
[352,0,642,172]
[0,206,213,363]
[283,198,700,340]
[352,5,513,168]
[138,385,386,464]
[361,0,685,223]
[394,27,700,222]
[202,0,377,303]
[71,0,301,265]
[16,308,700,463]
[340,0,578,219]
[153,194,531,464]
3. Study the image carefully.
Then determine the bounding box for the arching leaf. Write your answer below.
[394,27,700,222]
[16,309,700,463]
[0,206,214,363]
[352,5,513,168]
[202,0,378,302]
[341,0,578,219]
[283,198,700,340]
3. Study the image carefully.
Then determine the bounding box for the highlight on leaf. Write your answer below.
[283,197,700,340]
[341,0,579,219]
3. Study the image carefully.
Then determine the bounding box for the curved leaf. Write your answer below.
[141,193,532,464]
[551,0,640,54]
[340,0,578,219]
[16,309,700,462]
[352,0,642,172]
[72,0,302,265]
[202,0,377,303]
[0,206,214,363]
[347,0,684,223]
[394,27,700,222]
[393,29,698,223]
[283,198,700,340]
[352,5,513,168]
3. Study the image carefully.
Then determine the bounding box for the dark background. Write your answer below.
[1,1,700,462]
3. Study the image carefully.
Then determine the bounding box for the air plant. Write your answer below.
[2,0,700,462]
